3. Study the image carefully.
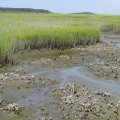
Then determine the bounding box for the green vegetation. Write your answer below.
[0,13,120,66]
[101,23,120,33]
[0,7,52,13]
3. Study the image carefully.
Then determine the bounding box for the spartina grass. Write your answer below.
[101,24,120,33]
[0,25,100,65]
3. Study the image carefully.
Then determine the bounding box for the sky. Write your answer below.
[0,0,120,14]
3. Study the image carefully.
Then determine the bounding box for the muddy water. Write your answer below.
[0,33,120,120]
[17,62,120,97]
[17,63,120,99]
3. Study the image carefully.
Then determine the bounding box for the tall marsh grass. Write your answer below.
[3,13,120,65]
[0,25,100,65]
[101,23,120,33]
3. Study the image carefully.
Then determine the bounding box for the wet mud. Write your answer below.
[0,33,120,120]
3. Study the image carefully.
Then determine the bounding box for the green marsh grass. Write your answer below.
[1,13,120,65]
[0,25,100,65]
[101,23,120,33]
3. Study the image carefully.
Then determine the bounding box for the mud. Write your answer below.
[0,33,120,120]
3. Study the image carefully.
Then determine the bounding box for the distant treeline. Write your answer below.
[0,7,52,13]
[72,12,94,14]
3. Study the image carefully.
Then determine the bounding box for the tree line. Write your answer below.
[0,7,52,13]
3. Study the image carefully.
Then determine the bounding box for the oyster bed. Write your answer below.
[52,83,120,120]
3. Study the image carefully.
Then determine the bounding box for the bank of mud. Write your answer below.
[0,33,120,120]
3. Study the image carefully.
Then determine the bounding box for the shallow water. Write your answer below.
[60,66,120,98]
[17,62,120,100]
[117,42,120,48]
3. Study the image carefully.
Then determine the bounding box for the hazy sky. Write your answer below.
[0,0,120,14]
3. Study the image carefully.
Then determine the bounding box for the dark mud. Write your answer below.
[0,33,120,120]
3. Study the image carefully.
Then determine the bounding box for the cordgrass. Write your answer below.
[101,23,120,33]
[0,25,100,65]
[1,13,120,66]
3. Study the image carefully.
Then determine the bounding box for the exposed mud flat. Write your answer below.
[0,33,120,120]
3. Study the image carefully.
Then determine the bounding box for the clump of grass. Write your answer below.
[0,25,100,66]
[14,25,100,50]
[100,23,120,33]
